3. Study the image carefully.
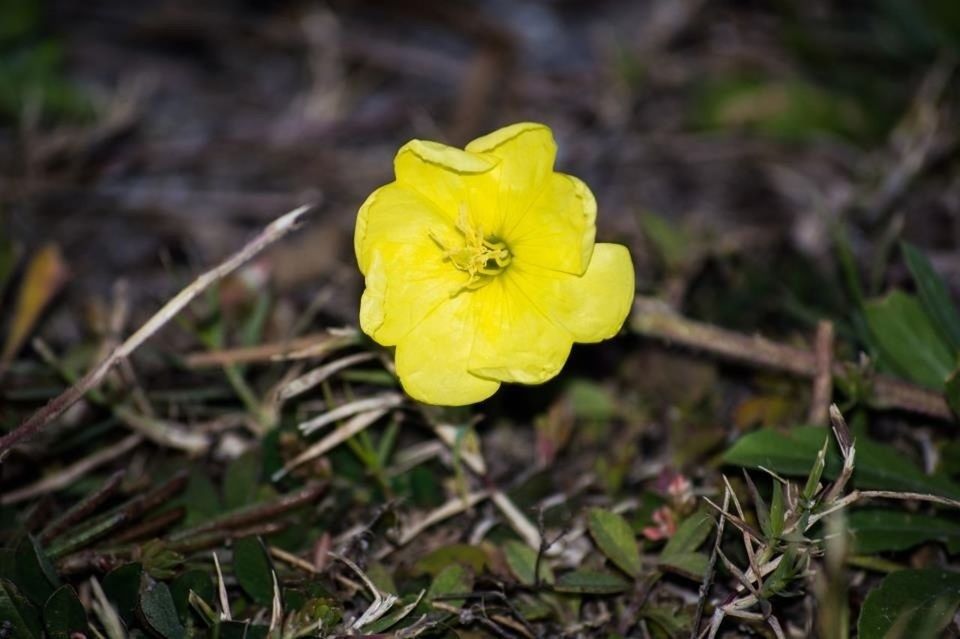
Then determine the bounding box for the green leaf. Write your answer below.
[0,578,42,639]
[43,585,87,639]
[503,540,553,586]
[102,563,142,625]
[769,480,785,539]
[857,436,960,498]
[864,290,954,389]
[413,544,489,577]
[695,76,867,142]
[588,508,643,578]
[848,509,960,554]
[946,367,960,419]
[639,214,691,271]
[512,594,553,621]
[642,602,691,639]
[0,0,41,43]
[659,552,709,580]
[724,426,960,499]
[180,471,221,527]
[426,564,473,608]
[140,579,185,639]
[554,570,630,595]
[14,535,60,606]
[662,509,714,557]
[858,569,960,639]
[725,428,838,480]
[223,451,262,511]
[364,561,397,596]
[233,536,275,606]
[902,242,960,351]
[657,509,714,580]
[169,569,213,623]
[567,380,616,421]
[408,465,445,508]
[803,436,830,502]
[760,547,800,598]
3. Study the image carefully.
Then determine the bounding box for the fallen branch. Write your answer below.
[632,297,951,421]
[0,205,312,458]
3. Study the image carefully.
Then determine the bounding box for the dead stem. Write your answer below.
[808,320,835,425]
[632,297,951,420]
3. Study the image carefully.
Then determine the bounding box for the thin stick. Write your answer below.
[2,435,142,505]
[632,297,951,420]
[808,489,960,528]
[691,487,731,639]
[269,546,319,574]
[375,490,490,558]
[808,320,834,425]
[0,205,311,457]
[278,352,377,402]
[298,393,404,435]
[183,330,358,367]
[273,406,393,480]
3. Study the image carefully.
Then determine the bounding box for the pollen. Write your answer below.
[431,206,511,294]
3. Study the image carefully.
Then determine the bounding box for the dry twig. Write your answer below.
[808,320,834,425]
[632,297,951,420]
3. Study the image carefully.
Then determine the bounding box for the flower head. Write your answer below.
[355,122,635,405]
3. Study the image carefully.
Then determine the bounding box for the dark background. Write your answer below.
[4,0,959,337]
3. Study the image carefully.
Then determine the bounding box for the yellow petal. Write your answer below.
[466,122,555,155]
[355,182,455,275]
[506,173,597,275]
[467,277,573,384]
[395,293,500,406]
[465,123,558,235]
[356,182,471,345]
[394,139,498,228]
[360,243,465,346]
[508,243,634,343]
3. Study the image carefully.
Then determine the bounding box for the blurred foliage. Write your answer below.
[694,75,868,143]
[0,0,91,124]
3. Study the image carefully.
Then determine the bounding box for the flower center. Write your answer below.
[431,207,511,295]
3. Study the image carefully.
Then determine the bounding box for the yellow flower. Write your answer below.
[355,122,635,405]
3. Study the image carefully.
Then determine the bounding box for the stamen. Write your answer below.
[433,204,511,296]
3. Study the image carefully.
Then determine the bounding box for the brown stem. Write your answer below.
[808,320,835,425]
[632,297,951,421]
